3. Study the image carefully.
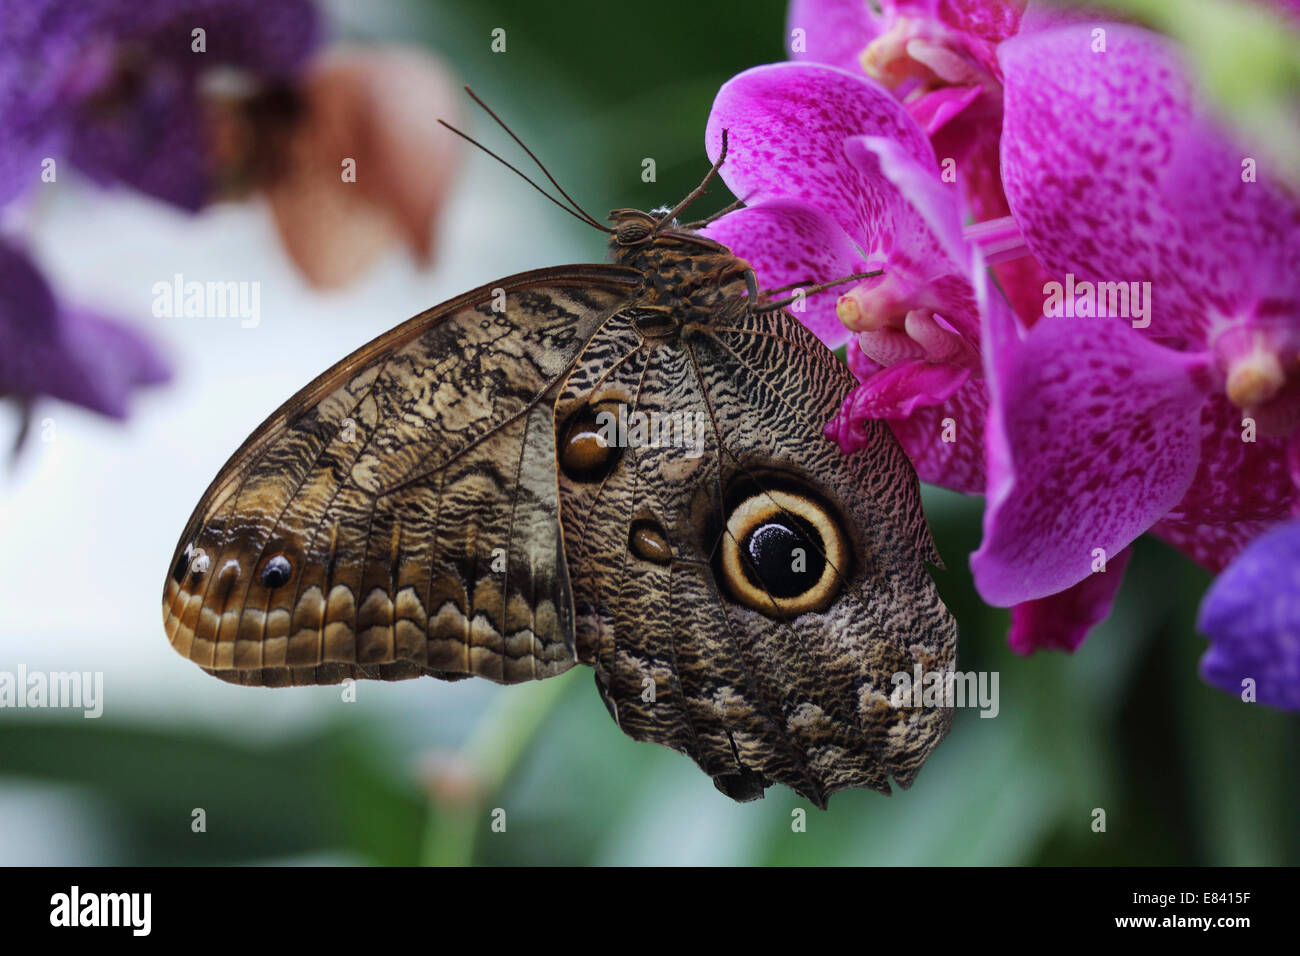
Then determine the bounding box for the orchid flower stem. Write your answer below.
[963,215,1032,265]
[419,668,578,866]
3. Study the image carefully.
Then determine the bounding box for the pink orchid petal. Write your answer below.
[1007,546,1132,655]
[887,375,989,493]
[843,134,986,343]
[932,0,1028,47]
[999,21,1300,344]
[1165,393,1299,529]
[845,134,968,274]
[971,314,1210,606]
[705,62,935,257]
[934,104,1005,221]
[1149,395,1298,572]
[846,335,883,380]
[700,199,872,347]
[908,84,982,136]
[991,255,1058,331]
[892,0,1028,81]
[786,0,885,72]
[1017,0,1114,33]
[827,359,971,453]
[1153,517,1281,576]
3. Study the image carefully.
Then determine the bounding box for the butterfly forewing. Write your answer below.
[163,265,641,687]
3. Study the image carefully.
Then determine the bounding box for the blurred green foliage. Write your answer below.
[1,0,1296,866]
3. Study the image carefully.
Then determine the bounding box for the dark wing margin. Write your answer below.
[163,264,642,688]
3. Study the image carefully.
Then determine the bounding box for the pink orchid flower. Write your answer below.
[972,19,1300,655]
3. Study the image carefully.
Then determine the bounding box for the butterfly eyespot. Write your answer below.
[259,554,294,589]
[558,404,623,482]
[718,486,850,620]
[629,518,673,565]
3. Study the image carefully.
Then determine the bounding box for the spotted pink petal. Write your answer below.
[999,21,1300,344]
[895,0,1031,82]
[1153,517,1281,576]
[842,133,988,346]
[786,0,885,73]
[908,84,983,136]
[933,0,1028,43]
[885,374,988,493]
[705,62,935,258]
[971,314,1211,606]
[1006,546,1132,654]
[1156,393,1299,559]
[700,198,872,348]
[841,336,987,493]
[830,359,971,430]
[844,134,967,275]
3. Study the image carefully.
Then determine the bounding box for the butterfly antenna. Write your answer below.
[460,87,612,232]
[754,270,885,311]
[657,129,730,229]
[436,119,613,233]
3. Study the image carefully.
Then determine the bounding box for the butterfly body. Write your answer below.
[164,204,956,806]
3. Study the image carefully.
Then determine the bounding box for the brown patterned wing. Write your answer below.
[163,265,641,687]
[554,303,956,807]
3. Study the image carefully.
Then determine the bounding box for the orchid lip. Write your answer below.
[838,273,978,370]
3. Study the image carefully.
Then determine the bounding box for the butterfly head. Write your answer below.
[607,207,719,249]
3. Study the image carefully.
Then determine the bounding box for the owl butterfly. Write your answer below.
[162,98,957,808]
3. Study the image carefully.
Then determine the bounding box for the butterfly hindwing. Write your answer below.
[555,295,956,807]
[163,265,641,687]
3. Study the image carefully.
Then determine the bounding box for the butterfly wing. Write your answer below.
[555,304,956,807]
[163,265,641,687]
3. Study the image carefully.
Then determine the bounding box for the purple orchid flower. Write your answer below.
[0,237,170,439]
[700,61,999,495]
[972,19,1300,670]
[1198,518,1300,711]
[0,0,321,210]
